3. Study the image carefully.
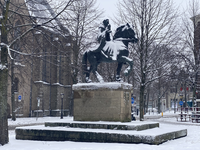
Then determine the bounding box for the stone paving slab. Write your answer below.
[15,125,187,145]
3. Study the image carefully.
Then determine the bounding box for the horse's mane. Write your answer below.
[113,25,126,40]
[116,25,125,32]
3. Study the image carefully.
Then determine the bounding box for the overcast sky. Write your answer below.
[96,0,190,19]
[95,0,192,30]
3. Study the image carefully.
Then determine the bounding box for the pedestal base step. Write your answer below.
[45,121,159,131]
[16,123,187,145]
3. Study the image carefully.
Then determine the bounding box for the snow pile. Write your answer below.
[73,82,132,90]
[8,117,61,126]
[34,80,50,85]
[14,62,25,67]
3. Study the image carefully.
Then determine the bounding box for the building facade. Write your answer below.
[3,0,73,117]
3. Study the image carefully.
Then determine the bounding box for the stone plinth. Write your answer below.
[15,123,187,145]
[72,82,132,122]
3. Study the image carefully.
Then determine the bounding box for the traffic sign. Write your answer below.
[18,95,22,101]
[179,101,183,106]
[131,97,134,104]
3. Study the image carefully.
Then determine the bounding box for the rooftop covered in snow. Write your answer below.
[25,0,70,36]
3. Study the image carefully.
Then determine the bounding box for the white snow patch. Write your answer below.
[52,82,64,86]
[124,66,131,74]
[103,41,126,61]
[34,80,50,85]
[14,62,25,67]
[0,64,7,70]
[95,71,104,83]
[122,56,132,62]
[73,82,132,90]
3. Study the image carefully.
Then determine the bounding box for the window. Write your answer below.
[13,78,19,92]
[14,20,21,61]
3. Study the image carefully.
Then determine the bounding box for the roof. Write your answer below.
[25,0,70,36]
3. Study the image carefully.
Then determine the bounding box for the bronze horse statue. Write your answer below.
[82,23,138,83]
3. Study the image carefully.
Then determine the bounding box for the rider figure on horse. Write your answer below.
[93,19,112,59]
[97,19,111,43]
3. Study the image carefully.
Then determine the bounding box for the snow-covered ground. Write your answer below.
[1,112,200,150]
[8,116,61,127]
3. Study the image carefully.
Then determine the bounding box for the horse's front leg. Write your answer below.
[92,63,104,83]
[85,65,92,83]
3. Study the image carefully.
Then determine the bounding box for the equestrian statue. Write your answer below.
[82,19,138,83]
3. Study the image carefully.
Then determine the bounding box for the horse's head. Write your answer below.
[113,23,138,43]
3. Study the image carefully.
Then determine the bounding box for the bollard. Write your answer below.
[161,112,163,117]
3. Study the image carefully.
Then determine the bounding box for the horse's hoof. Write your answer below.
[116,75,122,82]
[116,78,123,82]
[116,79,121,82]
[99,79,104,83]
[85,77,92,83]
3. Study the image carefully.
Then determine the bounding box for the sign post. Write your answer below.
[36,97,40,120]
[60,93,64,119]
[179,101,183,114]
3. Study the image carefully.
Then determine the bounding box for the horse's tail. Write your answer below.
[82,51,88,76]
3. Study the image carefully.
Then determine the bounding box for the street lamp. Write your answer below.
[60,93,64,119]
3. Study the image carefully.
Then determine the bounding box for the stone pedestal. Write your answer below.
[72,82,132,122]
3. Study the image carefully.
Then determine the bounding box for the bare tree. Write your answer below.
[0,0,75,145]
[180,0,200,105]
[114,0,179,121]
[59,0,103,84]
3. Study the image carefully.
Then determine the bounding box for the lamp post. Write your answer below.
[60,93,64,119]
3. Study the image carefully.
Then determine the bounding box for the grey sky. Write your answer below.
[96,0,190,18]
[96,0,192,30]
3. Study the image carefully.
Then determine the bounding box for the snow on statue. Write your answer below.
[82,19,138,83]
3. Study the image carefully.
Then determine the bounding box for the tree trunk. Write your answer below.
[29,58,33,117]
[146,89,150,114]
[11,59,16,121]
[0,69,9,145]
[158,97,161,114]
[0,0,10,145]
[0,47,9,145]
[139,85,145,121]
